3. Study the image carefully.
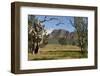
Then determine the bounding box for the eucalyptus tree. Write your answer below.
[28,15,48,54]
[70,17,88,53]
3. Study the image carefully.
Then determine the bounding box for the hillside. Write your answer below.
[48,29,77,44]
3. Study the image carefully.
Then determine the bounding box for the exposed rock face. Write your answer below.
[48,29,76,40]
[47,29,77,45]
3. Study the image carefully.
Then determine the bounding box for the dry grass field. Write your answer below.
[28,44,87,60]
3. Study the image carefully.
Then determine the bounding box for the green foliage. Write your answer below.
[58,38,67,45]
[28,15,49,54]
[28,15,35,26]
[73,17,88,52]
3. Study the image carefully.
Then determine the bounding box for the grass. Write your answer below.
[40,44,80,51]
[28,44,87,60]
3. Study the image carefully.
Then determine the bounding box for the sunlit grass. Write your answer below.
[28,44,87,60]
[28,51,87,60]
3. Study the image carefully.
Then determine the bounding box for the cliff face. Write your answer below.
[47,29,77,44]
[48,29,76,40]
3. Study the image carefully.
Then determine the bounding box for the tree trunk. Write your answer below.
[80,47,84,54]
[32,43,35,54]
[34,42,39,54]
[34,36,39,54]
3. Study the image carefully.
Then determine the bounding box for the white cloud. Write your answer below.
[46,29,53,34]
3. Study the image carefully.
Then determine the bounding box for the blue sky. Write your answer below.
[29,15,88,35]
[35,15,75,34]
[36,15,74,32]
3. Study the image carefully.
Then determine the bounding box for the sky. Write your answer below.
[28,15,88,34]
[35,15,75,34]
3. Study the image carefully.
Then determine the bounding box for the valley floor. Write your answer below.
[28,44,87,60]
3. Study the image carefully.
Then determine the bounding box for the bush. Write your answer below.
[58,38,67,45]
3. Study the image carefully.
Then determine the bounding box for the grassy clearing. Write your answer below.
[28,44,87,60]
[40,44,80,51]
[28,51,87,60]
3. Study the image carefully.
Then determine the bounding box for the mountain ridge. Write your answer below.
[48,29,76,40]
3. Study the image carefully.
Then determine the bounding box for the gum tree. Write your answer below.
[28,15,48,54]
[70,17,88,53]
